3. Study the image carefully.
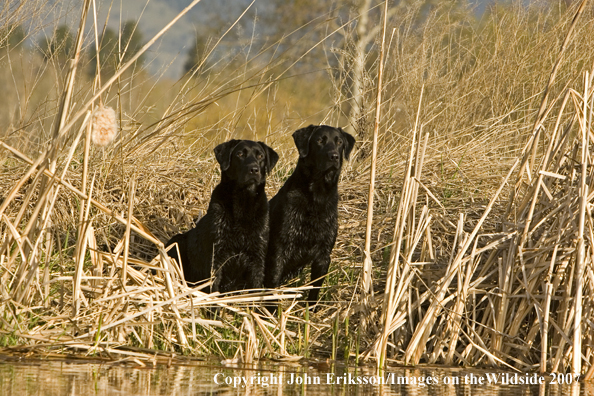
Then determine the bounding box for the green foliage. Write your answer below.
[183,33,212,75]
[91,27,118,76]
[1,24,25,50]
[121,20,145,65]
[39,25,74,65]
[87,20,145,79]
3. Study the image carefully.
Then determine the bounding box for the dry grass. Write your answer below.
[1,0,594,373]
[364,67,594,374]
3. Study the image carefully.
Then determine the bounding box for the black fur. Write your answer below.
[264,125,355,304]
[166,139,279,293]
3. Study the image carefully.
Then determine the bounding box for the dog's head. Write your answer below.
[214,139,279,188]
[292,125,355,180]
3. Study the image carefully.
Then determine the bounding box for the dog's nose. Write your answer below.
[250,166,260,174]
[329,152,339,161]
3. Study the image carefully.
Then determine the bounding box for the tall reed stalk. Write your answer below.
[362,0,389,300]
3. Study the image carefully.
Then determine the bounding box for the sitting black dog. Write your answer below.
[166,139,278,293]
[264,125,355,304]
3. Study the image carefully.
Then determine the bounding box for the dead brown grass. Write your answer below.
[1,0,594,374]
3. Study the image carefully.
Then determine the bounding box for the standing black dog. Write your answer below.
[166,139,278,293]
[265,125,355,304]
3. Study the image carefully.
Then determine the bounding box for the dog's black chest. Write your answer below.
[288,191,337,244]
[268,185,338,277]
[213,203,268,290]
[216,206,268,250]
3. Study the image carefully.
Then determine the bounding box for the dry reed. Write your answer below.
[0,0,309,365]
[361,0,594,374]
[2,0,594,375]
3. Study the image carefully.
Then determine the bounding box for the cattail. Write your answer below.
[91,105,118,147]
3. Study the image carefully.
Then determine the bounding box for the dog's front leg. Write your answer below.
[263,253,286,314]
[211,273,221,293]
[309,254,331,304]
[210,247,222,294]
[264,252,286,289]
[247,256,265,290]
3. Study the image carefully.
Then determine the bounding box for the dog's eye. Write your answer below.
[317,137,324,144]
[237,151,244,157]
[337,139,343,146]
[257,153,264,159]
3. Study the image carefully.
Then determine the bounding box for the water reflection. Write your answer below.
[0,358,593,396]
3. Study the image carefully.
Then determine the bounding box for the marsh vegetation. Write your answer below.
[1,0,594,377]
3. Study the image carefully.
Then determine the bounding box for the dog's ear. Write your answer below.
[339,128,356,161]
[292,125,316,158]
[258,142,279,174]
[214,139,241,171]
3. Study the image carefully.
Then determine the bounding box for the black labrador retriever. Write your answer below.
[166,139,278,293]
[265,125,355,304]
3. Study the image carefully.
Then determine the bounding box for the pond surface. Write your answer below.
[0,357,592,396]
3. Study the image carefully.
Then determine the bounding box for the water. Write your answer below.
[0,357,592,396]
